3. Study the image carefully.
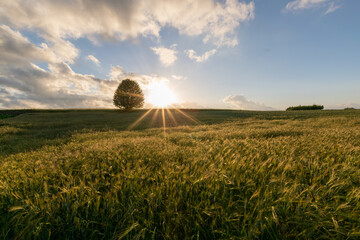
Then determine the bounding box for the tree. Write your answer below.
[113,79,144,110]
[286,104,324,111]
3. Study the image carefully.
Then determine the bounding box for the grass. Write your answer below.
[1,109,360,239]
[0,113,16,120]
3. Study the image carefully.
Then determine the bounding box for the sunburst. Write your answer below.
[127,81,200,134]
[146,82,177,108]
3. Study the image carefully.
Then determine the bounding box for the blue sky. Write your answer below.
[0,0,359,109]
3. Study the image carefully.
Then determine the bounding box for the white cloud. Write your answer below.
[150,46,178,66]
[185,49,217,62]
[0,61,178,108]
[285,0,341,14]
[48,39,78,64]
[0,62,119,108]
[0,25,65,64]
[0,28,172,109]
[324,2,341,15]
[171,75,185,80]
[223,95,274,110]
[0,1,257,108]
[152,0,255,47]
[0,0,254,48]
[0,25,78,65]
[86,55,101,66]
[108,65,166,86]
[109,66,125,80]
[0,61,173,109]
[286,0,327,11]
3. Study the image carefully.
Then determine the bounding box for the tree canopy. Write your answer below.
[286,105,324,111]
[113,79,144,110]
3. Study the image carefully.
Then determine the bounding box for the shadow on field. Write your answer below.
[0,109,202,157]
[0,109,358,157]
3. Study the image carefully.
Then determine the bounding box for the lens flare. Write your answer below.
[146,82,177,107]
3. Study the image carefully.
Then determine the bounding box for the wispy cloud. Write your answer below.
[285,0,341,14]
[223,95,274,110]
[286,0,327,11]
[185,49,217,63]
[86,55,100,66]
[151,45,178,66]
[171,75,185,80]
[324,2,341,14]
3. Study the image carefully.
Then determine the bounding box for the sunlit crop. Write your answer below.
[0,109,359,239]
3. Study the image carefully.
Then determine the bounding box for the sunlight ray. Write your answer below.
[174,108,201,125]
[150,108,160,126]
[161,107,166,136]
[166,108,178,126]
[128,108,153,130]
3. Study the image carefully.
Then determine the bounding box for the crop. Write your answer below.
[1,109,359,239]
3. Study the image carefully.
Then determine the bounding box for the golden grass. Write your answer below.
[0,110,359,239]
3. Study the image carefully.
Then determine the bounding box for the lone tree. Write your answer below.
[113,79,144,111]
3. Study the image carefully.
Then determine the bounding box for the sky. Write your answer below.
[0,0,359,110]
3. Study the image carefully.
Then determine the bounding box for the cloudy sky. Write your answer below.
[0,0,359,110]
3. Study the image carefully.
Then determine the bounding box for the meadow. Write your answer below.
[0,109,360,239]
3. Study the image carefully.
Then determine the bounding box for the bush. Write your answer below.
[286,104,324,111]
[113,79,144,110]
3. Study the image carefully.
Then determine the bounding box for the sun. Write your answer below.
[146,82,178,107]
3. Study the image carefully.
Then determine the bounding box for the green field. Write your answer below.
[1,109,360,239]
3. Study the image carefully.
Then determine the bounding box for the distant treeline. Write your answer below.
[286,105,324,111]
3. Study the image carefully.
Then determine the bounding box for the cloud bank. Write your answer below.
[0,0,255,48]
[0,25,110,108]
[0,62,118,109]
[0,25,179,109]
[0,1,255,108]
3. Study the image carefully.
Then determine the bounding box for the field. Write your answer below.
[1,109,360,239]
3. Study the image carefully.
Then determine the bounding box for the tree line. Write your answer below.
[286,105,324,111]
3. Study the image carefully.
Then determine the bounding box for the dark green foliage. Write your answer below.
[113,79,144,110]
[0,114,13,119]
[286,104,324,111]
[0,110,37,119]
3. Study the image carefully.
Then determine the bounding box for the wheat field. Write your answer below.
[1,109,359,239]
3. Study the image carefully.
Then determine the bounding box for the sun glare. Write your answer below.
[146,82,177,107]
